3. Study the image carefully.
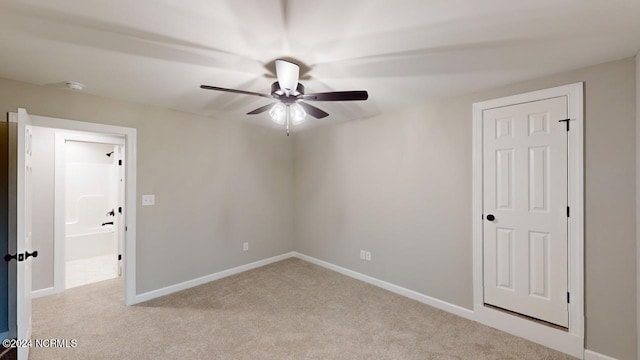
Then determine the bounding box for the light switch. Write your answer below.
[142,195,155,206]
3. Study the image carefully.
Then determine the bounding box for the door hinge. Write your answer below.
[567,206,570,217]
[125,226,128,231]
[118,206,122,214]
[567,292,570,303]
[118,160,123,166]
[559,118,570,131]
[118,254,122,261]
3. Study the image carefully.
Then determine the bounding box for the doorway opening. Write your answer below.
[52,131,126,293]
[62,139,124,289]
[23,112,137,306]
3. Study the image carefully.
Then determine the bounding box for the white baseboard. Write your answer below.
[130,250,474,321]
[31,286,56,299]
[293,252,587,359]
[127,250,590,359]
[131,252,295,304]
[584,350,618,360]
[292,252,475,321]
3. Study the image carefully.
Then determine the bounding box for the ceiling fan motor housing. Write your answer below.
[271,82,304,101]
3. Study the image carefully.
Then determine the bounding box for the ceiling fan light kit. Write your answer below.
[289,103,306,125]
[269,102,287,125]
[201,59,369,135]
[268,102,307,134]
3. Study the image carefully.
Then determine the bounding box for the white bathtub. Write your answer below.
[65,230,117,261]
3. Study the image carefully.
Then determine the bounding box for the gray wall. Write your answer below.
[0,77,295,294]
[294,57,637,359]
[31,127,54,291]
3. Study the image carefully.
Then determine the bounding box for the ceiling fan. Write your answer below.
[200,59,368,135]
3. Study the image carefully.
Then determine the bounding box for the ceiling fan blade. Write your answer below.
[200,85,272,99]
[275,59,299,95]
[298,102,329,119]
[299,91,368,101]
[247,103,276,115]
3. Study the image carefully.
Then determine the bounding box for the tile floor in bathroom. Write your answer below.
[65,254,120,289]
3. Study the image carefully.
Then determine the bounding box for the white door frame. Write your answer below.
[26,113,137,306]
[53,132,125,294]
[471,83,584,358]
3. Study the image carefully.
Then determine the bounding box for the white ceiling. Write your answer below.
[0,0,639,130]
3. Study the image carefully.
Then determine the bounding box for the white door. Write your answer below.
[482,96,568,327]
[17,108,34,359]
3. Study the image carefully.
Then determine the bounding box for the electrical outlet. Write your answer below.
[243,242,249,251]
[365,251,372,261]
[141,195,155,206]
[360,250,366,260]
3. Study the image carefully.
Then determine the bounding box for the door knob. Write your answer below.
[4,253,17,262]
[486,214,495,221]
[4,253,24,262]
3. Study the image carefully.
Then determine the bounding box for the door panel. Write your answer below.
[483,97,568,327]
[528,146,549,212]
[495,149,514,210]
[529,231,550,298]
[495,227,514,290]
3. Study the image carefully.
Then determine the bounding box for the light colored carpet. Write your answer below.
[31,258,574,359]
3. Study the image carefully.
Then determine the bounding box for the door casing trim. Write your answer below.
[24,113,137,306]
[471,83,584,358]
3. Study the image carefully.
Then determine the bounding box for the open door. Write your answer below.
[8,108,36,360]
